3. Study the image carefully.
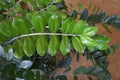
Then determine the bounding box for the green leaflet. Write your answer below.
[3,21,15,37]
[23,37,35,57]
[3,21,18,37]
[0,22,9,37]
[30,0,38,10]
[82,27,98,36]
[87,46,95,52]
[41,11,53,25]
[26,13,34,22]
[13,3,21,12]
[56,11,67,20]
[94,35,110,50]
[47,5,58,12]
[72,20,89,34]
[94,35,110,44]
[36,0,50,8]
[72,37,85,53]
[13,39,25,58]
[44,0,51,5]
[62,17,76,33]
[15,68,26,79]
[80,36,97,47]
[73,66,86,74]
[85,66,96,74]
[54,0,63,3]
[36,36,48,56]
[0,21,18,37]
[12,17,30,35]
[62,18,70,33]
[36,71,40,80]
[0,33,8,41]
[66,18,76,33]
[23,70,34,80]
[48,36,60,56]
[48,14,61,33]
[0,22,9,41]
[60,36,70,55]
[31,13,46,32]
[62,18,71,33]
[96,43,108,50]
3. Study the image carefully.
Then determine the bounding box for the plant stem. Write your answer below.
[17,0,22,4]
[37,0,55,13]
[8,32,81,44]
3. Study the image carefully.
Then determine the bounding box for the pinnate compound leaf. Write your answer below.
[36,36,48,56]
[48,14,61,33]
[31,13,46,32]
[72,20,89,34]
[13,39,25,58]
[83,27,98,36]
[72,37,85,53]
[23,37,35,57]
[60,36,70,55]
[48,36,60,56]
